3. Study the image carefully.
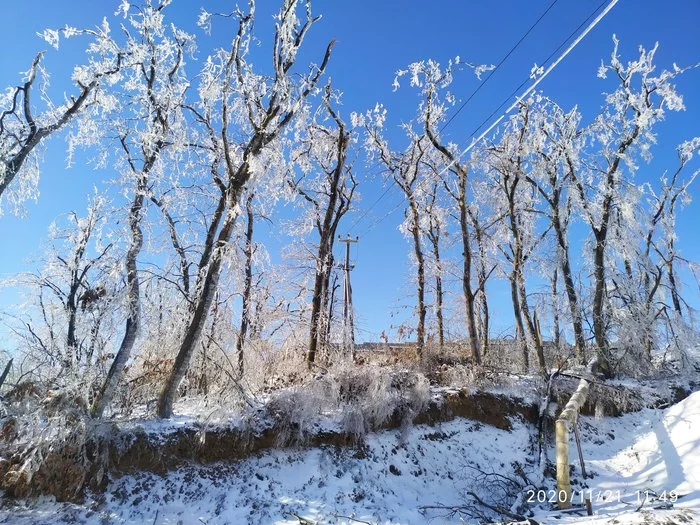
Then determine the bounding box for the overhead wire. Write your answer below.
[438,0,560,133]
[462,0,618,156]
[353,0,618,238]
[346,0,563,235]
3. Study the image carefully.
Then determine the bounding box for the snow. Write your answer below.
[1,417,532,524]
[536,390,700,524]
[1,391,699,524]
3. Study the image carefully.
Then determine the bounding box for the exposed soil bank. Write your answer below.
[2,379,693,502]
[110,389,539,476]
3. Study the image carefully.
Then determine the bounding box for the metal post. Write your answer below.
[573,416,587,479]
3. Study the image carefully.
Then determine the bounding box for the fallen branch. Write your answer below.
[466,491,538,524]
[332,515,374,525]
[420,492,539,525]
[286,511,315,525]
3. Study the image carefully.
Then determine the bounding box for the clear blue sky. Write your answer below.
[1,0,699,344]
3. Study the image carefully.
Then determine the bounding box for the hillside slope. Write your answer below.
[1,390,698,524]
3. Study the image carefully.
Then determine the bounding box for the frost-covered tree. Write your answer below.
[571,37,691,371]
[482,102,548,374]
[643,139,699,319]
[157,0,334,417]
[0,19,123,213]
[289,83,357,368]
[360,103,429,358]
[91,0,191,418]
[235,192,257,377]
[408,58,493,364]
[518,97,588,364]
[2,195,118,391]
[421,179,447,350]
[606,138,698,369]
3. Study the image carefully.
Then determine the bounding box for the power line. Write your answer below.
[347,172,395,233]
[463,0,614,152]
[455,0,610,150]
[348,0,562,235]
[355,0,618,237]
[439,0,560,133]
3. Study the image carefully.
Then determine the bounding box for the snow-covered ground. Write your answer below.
[540,389,700,524]
[1,391,699,524]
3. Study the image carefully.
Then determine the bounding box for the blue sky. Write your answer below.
[1,0,699,344]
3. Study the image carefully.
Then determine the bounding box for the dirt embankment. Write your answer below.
[0,388,538,501]
[110,389,539,476]
[2,379,692,502]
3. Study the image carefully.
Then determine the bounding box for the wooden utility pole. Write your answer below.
[556,358,598,509]
[338,235,358,359]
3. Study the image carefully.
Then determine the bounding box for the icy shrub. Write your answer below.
[435,363,491,390]
[0,382,111,501]
[265,375,338,445]
[482,339,527,373]
[264,365,431,444]
[338,367,431,435]
[586,382,644,416]
[657,317,700,374]
[605,307,700,379]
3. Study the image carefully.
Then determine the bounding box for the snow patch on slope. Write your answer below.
[539,390,700,523]
[2,390,699,524]
[0,417,532,524]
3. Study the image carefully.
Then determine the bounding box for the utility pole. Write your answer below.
[338,235,358,359]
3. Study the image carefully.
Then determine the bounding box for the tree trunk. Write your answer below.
[587,129,640,376]
[157,203,239,418]
[457,176,480,364]
[552,269,561,350]
[592,230,609,367]
[667,256,682,316]
[529,162,586,363]
[474,226,490,359]
[557,231,586,363]
[307,261,328,367]
[304,100,351,367]
[408,198,426,359]
[0,359,12,391]
[318,251,336,361]
[428,228,444,351]
[236,194,255,377]
[510,275,528,371]
[479,290,489,358]
[91,175,146,418]
[506,177,546,374]
[516,268,547,374]
[65,284,79,369]
[322,272,339,358]
[424,125,479,363]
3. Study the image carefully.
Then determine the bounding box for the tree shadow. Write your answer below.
[651,414,687,487]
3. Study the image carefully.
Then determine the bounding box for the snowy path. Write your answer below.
[537,390,700,524]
